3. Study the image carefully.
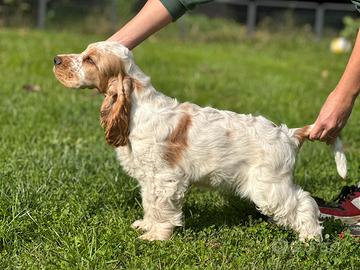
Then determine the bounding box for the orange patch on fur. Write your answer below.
[294,125,311,146]
[100,77,133,147]
[164,114,192,167]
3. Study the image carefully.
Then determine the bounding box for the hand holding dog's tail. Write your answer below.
[290,125,347,179]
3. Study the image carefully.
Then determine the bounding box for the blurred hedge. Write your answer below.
[0,0,136,30]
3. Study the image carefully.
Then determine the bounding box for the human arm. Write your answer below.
[107,0,172,50]
[107,0,213,49]
[309,29,360,143]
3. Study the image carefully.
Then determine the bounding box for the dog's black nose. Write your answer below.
[54,56,62,66]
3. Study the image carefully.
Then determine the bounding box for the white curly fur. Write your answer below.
[54,41,348,242]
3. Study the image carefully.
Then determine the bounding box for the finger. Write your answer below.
[325,134,336,145]
[319,129,329,142]
[326,137,336,145]
[325,129,339,145]
[309,125,324,141]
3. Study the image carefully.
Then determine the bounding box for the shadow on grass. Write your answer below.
[183,192,267,232]
[181,189,346,240]
[121,181,345,239]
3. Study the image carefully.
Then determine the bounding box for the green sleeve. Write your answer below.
[161,0,359,21]
[160,0,214,21]
[352,0,360,11]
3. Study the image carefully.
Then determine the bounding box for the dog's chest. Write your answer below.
[115,141,162,181]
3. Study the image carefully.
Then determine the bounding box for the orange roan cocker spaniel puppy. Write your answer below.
[54,42,347,241]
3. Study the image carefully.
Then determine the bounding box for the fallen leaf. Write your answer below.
[23,84,41,92]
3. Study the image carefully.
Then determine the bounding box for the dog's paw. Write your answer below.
[138,230,171,241]
[131,219,152,232]
[299,233,322,243]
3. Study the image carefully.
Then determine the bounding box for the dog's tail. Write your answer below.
[288,124,347,179]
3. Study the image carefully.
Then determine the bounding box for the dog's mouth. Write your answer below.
[53,67,82,89]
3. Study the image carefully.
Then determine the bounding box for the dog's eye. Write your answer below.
[112,94,118,103]
[84,57,95,65]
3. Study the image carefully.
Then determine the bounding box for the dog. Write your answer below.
[53,41,347,241]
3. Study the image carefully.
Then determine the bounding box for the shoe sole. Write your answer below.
[319,213,360,224]
[349,224,360,237]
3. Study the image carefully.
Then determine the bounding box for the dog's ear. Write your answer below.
[100,75,133,147]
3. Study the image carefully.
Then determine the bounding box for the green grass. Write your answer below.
[0,27,359,269]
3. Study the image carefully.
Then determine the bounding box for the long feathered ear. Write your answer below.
[100,75,133,147]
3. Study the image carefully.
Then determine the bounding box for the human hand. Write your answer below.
[309,89,355,144]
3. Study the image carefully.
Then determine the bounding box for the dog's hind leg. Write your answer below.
[245,168,322,241]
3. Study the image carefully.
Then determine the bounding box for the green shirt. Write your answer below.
[352,0,360,11]
[160,0,213,20]
[161,0,359,21]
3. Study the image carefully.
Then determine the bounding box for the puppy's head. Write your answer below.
[53,42,135,147]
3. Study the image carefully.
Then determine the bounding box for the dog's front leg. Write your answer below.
[131,185,156,232]
[134,177,186,241]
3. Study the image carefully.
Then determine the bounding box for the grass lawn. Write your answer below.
[0,27,359,269]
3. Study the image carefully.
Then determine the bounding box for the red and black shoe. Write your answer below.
[314,185,360,224]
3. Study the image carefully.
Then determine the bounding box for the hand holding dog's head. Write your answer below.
[53,42,135,147]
